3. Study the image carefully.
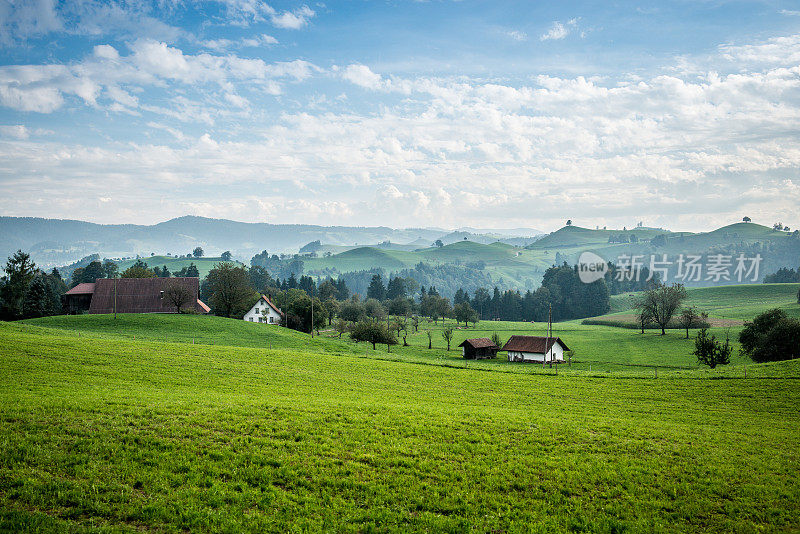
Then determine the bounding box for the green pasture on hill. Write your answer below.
[608,283,800,319]
[2,317,800,532]
[114,255,243,279]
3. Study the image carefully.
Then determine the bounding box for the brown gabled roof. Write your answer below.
[458,337,499,349]
[260,295,285,317]
[501,335,570,353]
[88,277,209,314]
[65,282,96,295]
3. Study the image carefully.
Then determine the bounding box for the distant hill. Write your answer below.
[0,216,488,268]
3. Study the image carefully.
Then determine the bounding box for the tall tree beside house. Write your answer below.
[173,263,200,277]
[278,289,326,333]
[248,265,273,293]
[0,250,37,320]
[163,282,192,313]
[205,263,258,318]
[298,275,316,296]
[121,260,156,279]
[193,247,204,258]
[71,260,106,287]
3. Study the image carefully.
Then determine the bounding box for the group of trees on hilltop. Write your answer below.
[763,266,800,283]
[0,251,66,320]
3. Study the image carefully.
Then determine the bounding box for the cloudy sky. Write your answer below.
[1,0,799,232]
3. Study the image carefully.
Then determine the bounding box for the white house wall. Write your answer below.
[243,299,282,324]
[506,343,565,362]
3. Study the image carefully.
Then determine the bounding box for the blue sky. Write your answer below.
[1,0,799,232]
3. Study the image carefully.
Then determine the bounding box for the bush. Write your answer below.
[693,328,732,369]
[739,309,800,362]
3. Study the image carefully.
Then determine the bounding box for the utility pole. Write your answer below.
[310,285,314,338]
[114,277,117,320]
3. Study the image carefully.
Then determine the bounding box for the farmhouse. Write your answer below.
[244,295,284,324]
[458,338,499,359]
[502,335,570,363]
[63,277,210,314]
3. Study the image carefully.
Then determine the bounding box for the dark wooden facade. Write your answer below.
[458,338,500,359]
[63,283,95,314]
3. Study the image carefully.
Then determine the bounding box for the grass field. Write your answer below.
[2,318,800,532]
[4,282,800,531]
[606,283,800,320]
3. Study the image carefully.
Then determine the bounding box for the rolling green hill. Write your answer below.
[2,315,799,531]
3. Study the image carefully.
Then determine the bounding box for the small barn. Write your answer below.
[64,283,95,314]
[65,277,209,314]
[502,335,570,363]
[244,295,284,324]
[458,338,499,360]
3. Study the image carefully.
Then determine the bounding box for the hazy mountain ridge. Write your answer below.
[0,215,543,268]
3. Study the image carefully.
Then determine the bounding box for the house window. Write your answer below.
[269,317,274,323]
[254,308,259,314]
[249,317,253,321]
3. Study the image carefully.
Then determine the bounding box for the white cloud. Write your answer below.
[0,0,62,45]
[270,6,315,29]
[506,30,527,42]
[0,41,319,114]
[0,124,30,139]
[341,64,383,89]
[2,31,800,230]
[540,18,579,41]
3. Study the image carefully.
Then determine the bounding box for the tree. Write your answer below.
[367,274,386,301]
[693,328,732,368]
[174,263,200,277]
[350,320,396,350]
[221,251,232,262]
[743,216,751,223]
[637,283,687,335]
[434,239,444,248]
[121,260,155,279]
[193,247,204,258]
[163,282,192,313]
[426,330,433,349]
[566,219,573,226]
[491,332,502,348]
[411,315,420,333]
[317,279,338,301]
[339,301,366,323]
[334,318,348,339]
[739,309,800,362]
[386,277,408,300]
[280,289,326,333]
[677,307,708,339]
[363,298,386,322]
[454,302,478,326]
[442,327,454,351]
[0,250,37,319]
[388,297,411,317]
[206,263,257,318]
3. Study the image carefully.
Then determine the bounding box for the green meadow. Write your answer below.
[2,282,800,531]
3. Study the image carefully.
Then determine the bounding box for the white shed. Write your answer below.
[244,295,284,325]
[502,335,570,363]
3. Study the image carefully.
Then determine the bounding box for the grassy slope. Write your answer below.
[607,283,800,319]
[115,255,242,279]
[1,320,799,532]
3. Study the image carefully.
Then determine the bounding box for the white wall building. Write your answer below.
[244,295,284,324]
[502,335,569,363]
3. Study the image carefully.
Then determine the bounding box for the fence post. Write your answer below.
[655,367,658,379]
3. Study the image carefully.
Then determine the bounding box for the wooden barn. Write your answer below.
[63,283,95,314]
[64,277,210,314]
[502,335,569,363]
[458,338,500,360]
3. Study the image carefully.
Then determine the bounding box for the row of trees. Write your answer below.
[0,251,67,320]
